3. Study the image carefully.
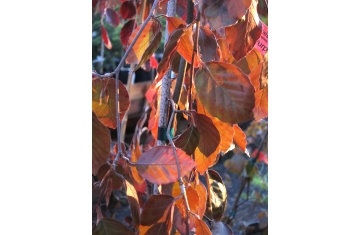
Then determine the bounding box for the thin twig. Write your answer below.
[167,99,190,235]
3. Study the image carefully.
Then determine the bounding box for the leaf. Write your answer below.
[141,195,175,226]
[205,170,227,221]
[198,26,219,62]
[92,78,130,129]
[125,180,140,229]
[192,181,208,218]
[101,24,112,49]
[166,16,186,35]
[192,214,212,235]
[145,223,169,235]
[105,8,120,28]
[93,218,133,235]
[136,146,195,184]
[223,153,247,175]
[92,113,111,175]
[172,183,199,219]
[211,221,233,235]
[249,62,268,120]
[157,28,184,82]
[235,48,263,75]
[177,25,199,67]
[174,125,200,155]
[233,124,247,152]
[217,38,235,64]
[126,18,162,69]
[120,0,136,19]
[194,61,255,124]
[120,19,135,47]
[191,113,220,156]
[225,0,262,61]
[130,136,145,185]
[194,147,219,175]
[97,164,123,190]
[199,0,252,29]
[260,52,268,89]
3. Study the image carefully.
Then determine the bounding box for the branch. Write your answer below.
[167,99,190,235]
[92,0,160,79]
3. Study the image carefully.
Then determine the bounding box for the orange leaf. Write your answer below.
[136,146,195,184]
[92,78,130,129]
[141,195,175,226]
[249,63,268,121]
[233,124,247,152]
[172,183,199,219]
[225,0,262,61]
[192,213,212,235]
[166,16,186,35]
[236,48,263,75]
[125,179,140,229]
[126,18,162,69]
[217,37,235,64]
[194,61,255,124]
[92,113,110,175]
[177,25,199,67]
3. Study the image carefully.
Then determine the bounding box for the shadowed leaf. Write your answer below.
[120,19,135,47]
[120,0,136,19]
[194,61,255,124]
[249,62,268,120]
[141,195,175,225]
[92,78,130,129]
[92,113,111,175]
[198,26,219,62]
[125,180,140,229]
[93,218,133,235]
[174,125,200,155]
[105,8,120,27]
[136,146,195,184]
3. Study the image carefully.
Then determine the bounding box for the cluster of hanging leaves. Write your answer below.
[92,0,268,234]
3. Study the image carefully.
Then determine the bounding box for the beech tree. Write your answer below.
[92,0,268,234]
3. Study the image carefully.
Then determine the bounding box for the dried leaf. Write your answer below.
[136,146,195,184]
[92,78,130,129]
[194,61,255,124]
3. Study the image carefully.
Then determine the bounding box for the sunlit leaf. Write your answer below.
[97,164,123,190]
[125,179,140,229]
[249,62,268,121]
[177,25,199,67]
[192,214,212,235]
[199,0,252,29]
[206,170,227,221]
[130,136,144,185]
[120,19,135,47]
[235,48,263,75]
[172,182,199,219]
[217,37,235,64]
[233,124,247,152]
[260,52,268,89]
[92,78,130,129]
[136,146,195,184]
[225,0,262,61]
[141,195,175,225]
[126,18,162,69]
[174,125,200,155]
[120,0,136,19]
[194,61,255,124]
[101,24,112,49]
[192,181,208,218]
[105,8,120,28]
[93,218,133,235]
[92,113,111,175]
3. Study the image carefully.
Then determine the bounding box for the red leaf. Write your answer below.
[136,146,195,184]
[101,24,112,49]
[141,195,175,226]
[120,19,135,47]
[198,26,219,62]
[105,8,120,27]
[150,54,158,69]
[253,149,268,165]
[120,0,136,19]
[233,124,247,152]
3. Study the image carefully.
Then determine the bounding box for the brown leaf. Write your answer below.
[194,62,255,124]
[136,146,195,184]
[225,0,262,61]
[205,170,227,221]
[141,195,175,226]
[249,62,268,120]
[233,124,247,152]
[174,125,200,155]
[125,180,140,229]
[126,18,162,69]
[217,37,235,64]
[198,26,219,62]
[96,164,123,189]
[93,218,133,235]
[166,16,186,35]
[92,113,111,175]
[92,78,130,129]
[199,0,252,29]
